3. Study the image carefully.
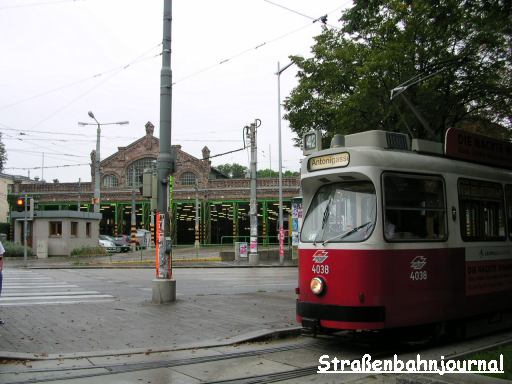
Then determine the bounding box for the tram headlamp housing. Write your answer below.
[310,277,326,296]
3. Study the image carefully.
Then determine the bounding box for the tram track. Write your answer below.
[203,365,319,384]
[1,331,387,384]
[0,335,426,384]
[2,330,511,384]
[1,342,317,384]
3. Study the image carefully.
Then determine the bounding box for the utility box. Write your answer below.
[36,239,48,259]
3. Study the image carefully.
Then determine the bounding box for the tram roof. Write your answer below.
[301,142,512,182]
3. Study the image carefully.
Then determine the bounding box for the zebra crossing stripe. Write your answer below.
[0,299,115,306]
[1,270,115,306]
[0,294,113,301]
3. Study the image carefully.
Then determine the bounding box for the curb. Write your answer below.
[10,262,298,269]
[0,326,303,361]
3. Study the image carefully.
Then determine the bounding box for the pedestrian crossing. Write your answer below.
[1,270,115,306]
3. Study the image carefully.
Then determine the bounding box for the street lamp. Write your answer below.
[78,111,129,213]
[276,61,295,265]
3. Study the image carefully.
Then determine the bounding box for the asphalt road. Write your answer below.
[25,267,298,299]
[0,267,299,356]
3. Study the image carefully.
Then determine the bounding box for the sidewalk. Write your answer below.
[4,245,298,269]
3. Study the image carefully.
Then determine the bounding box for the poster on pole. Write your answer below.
[291,197,302,247]
[250,236,258,253]
[239,242,248,258]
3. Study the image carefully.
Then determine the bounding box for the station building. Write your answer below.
[8,122,301,246]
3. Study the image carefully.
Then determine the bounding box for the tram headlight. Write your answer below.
[310,277,326,296]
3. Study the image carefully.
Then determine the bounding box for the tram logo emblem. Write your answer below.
[312,250,329,264]
[410,256,427,270]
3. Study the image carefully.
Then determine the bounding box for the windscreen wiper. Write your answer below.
[322,221,373,245]
[313,197,332,245]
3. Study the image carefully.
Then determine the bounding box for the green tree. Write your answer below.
[257,169,299,178]
[257,168,279,178]
[284,0,512,145]
[0,132,6,172]
[216,163,248,178]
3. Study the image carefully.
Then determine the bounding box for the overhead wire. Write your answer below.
[171,22,313,86]
[3,2,340,175]
[0,125,89,137]
[29,48,162,130]
[263,0,342,30]
[5,163,89,171]
[171,5,341,86]
[0,0,85,11]
[2,2,339,118]
[0,43,162,112]
[1,43,163,168]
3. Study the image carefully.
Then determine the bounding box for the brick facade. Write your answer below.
[8,122,300,244]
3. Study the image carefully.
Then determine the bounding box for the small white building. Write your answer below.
[10,210,101,257]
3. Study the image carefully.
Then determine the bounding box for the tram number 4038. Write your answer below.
[312,265,330,274]
[410,270,428,281]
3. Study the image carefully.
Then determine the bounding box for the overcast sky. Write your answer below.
[0,0,350,182]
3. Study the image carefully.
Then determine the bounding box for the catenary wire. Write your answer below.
[0,43,162,111]
[0,0,85,11]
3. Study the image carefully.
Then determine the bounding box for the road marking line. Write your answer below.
[4,285,79,289]
[0,299,116,306]
[2,291,100,297]
[0,294,113,301]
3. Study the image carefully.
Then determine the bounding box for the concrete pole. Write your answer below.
[80,111,128,227]
[276,61,294,265]
[77,178,81,211]
[194,181,199,251]
[78,113,128,213]
[248,119,260,265]
[131,167,137,250]
[94,121,100,213]
[23,192,28,266]
[153,0,176,303]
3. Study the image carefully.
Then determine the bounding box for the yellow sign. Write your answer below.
[308,152,350,171]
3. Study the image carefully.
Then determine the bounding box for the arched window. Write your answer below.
[180,172,196,186]
[126,158,156,187]
[103,175,119,188]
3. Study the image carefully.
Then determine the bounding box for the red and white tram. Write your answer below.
[296,128,512,335]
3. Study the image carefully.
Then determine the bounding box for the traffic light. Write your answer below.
[14,197,35,217]
[16,197,25,212]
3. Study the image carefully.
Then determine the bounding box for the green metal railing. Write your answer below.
[219,235,291,255]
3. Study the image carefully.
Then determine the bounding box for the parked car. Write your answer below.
[98,236,117,253]
[113,235,132,253]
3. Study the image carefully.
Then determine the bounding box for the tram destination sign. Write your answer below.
[308,152,350,171]
[445,128,512,169]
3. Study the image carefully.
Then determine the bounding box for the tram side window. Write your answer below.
[505,185,512,240]
[458,179,506,241]
[383,173,446,242]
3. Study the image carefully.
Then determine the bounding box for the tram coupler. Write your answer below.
[301,318,321,337]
